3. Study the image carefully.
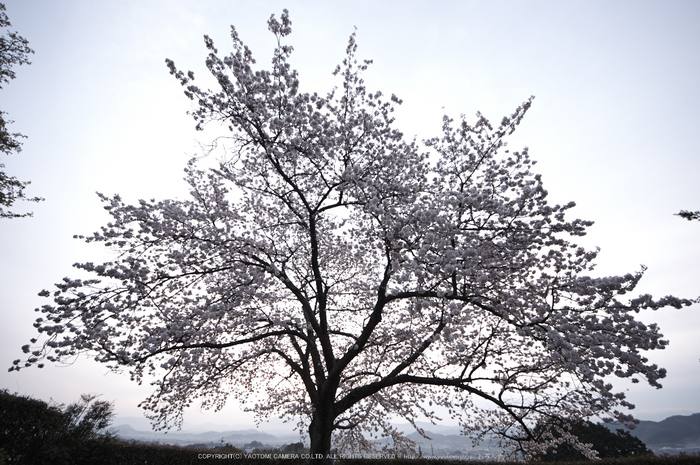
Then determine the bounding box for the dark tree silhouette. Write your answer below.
[676,210,700,221]
[533,419,652,461]
[0,390,115,464]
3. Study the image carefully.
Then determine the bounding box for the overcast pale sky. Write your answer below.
[1,0,699,431]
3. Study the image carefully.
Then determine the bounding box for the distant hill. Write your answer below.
[113,413,700,455]
[401,415,700,457]
[605,413,700,453]
[112,423,302,448]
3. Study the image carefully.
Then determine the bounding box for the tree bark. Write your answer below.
[308,403,335,464]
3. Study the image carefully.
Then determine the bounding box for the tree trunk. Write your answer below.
[309,405,334,464]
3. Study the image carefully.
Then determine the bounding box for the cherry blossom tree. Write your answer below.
[0,2,41,219]
[13,11,694,461]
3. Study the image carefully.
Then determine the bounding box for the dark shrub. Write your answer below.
[534,419,653,461]
[0,390,114,464]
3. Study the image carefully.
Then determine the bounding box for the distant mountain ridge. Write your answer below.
[112,423,302,448]
[605,413,700,450]
[113,413,700,455]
